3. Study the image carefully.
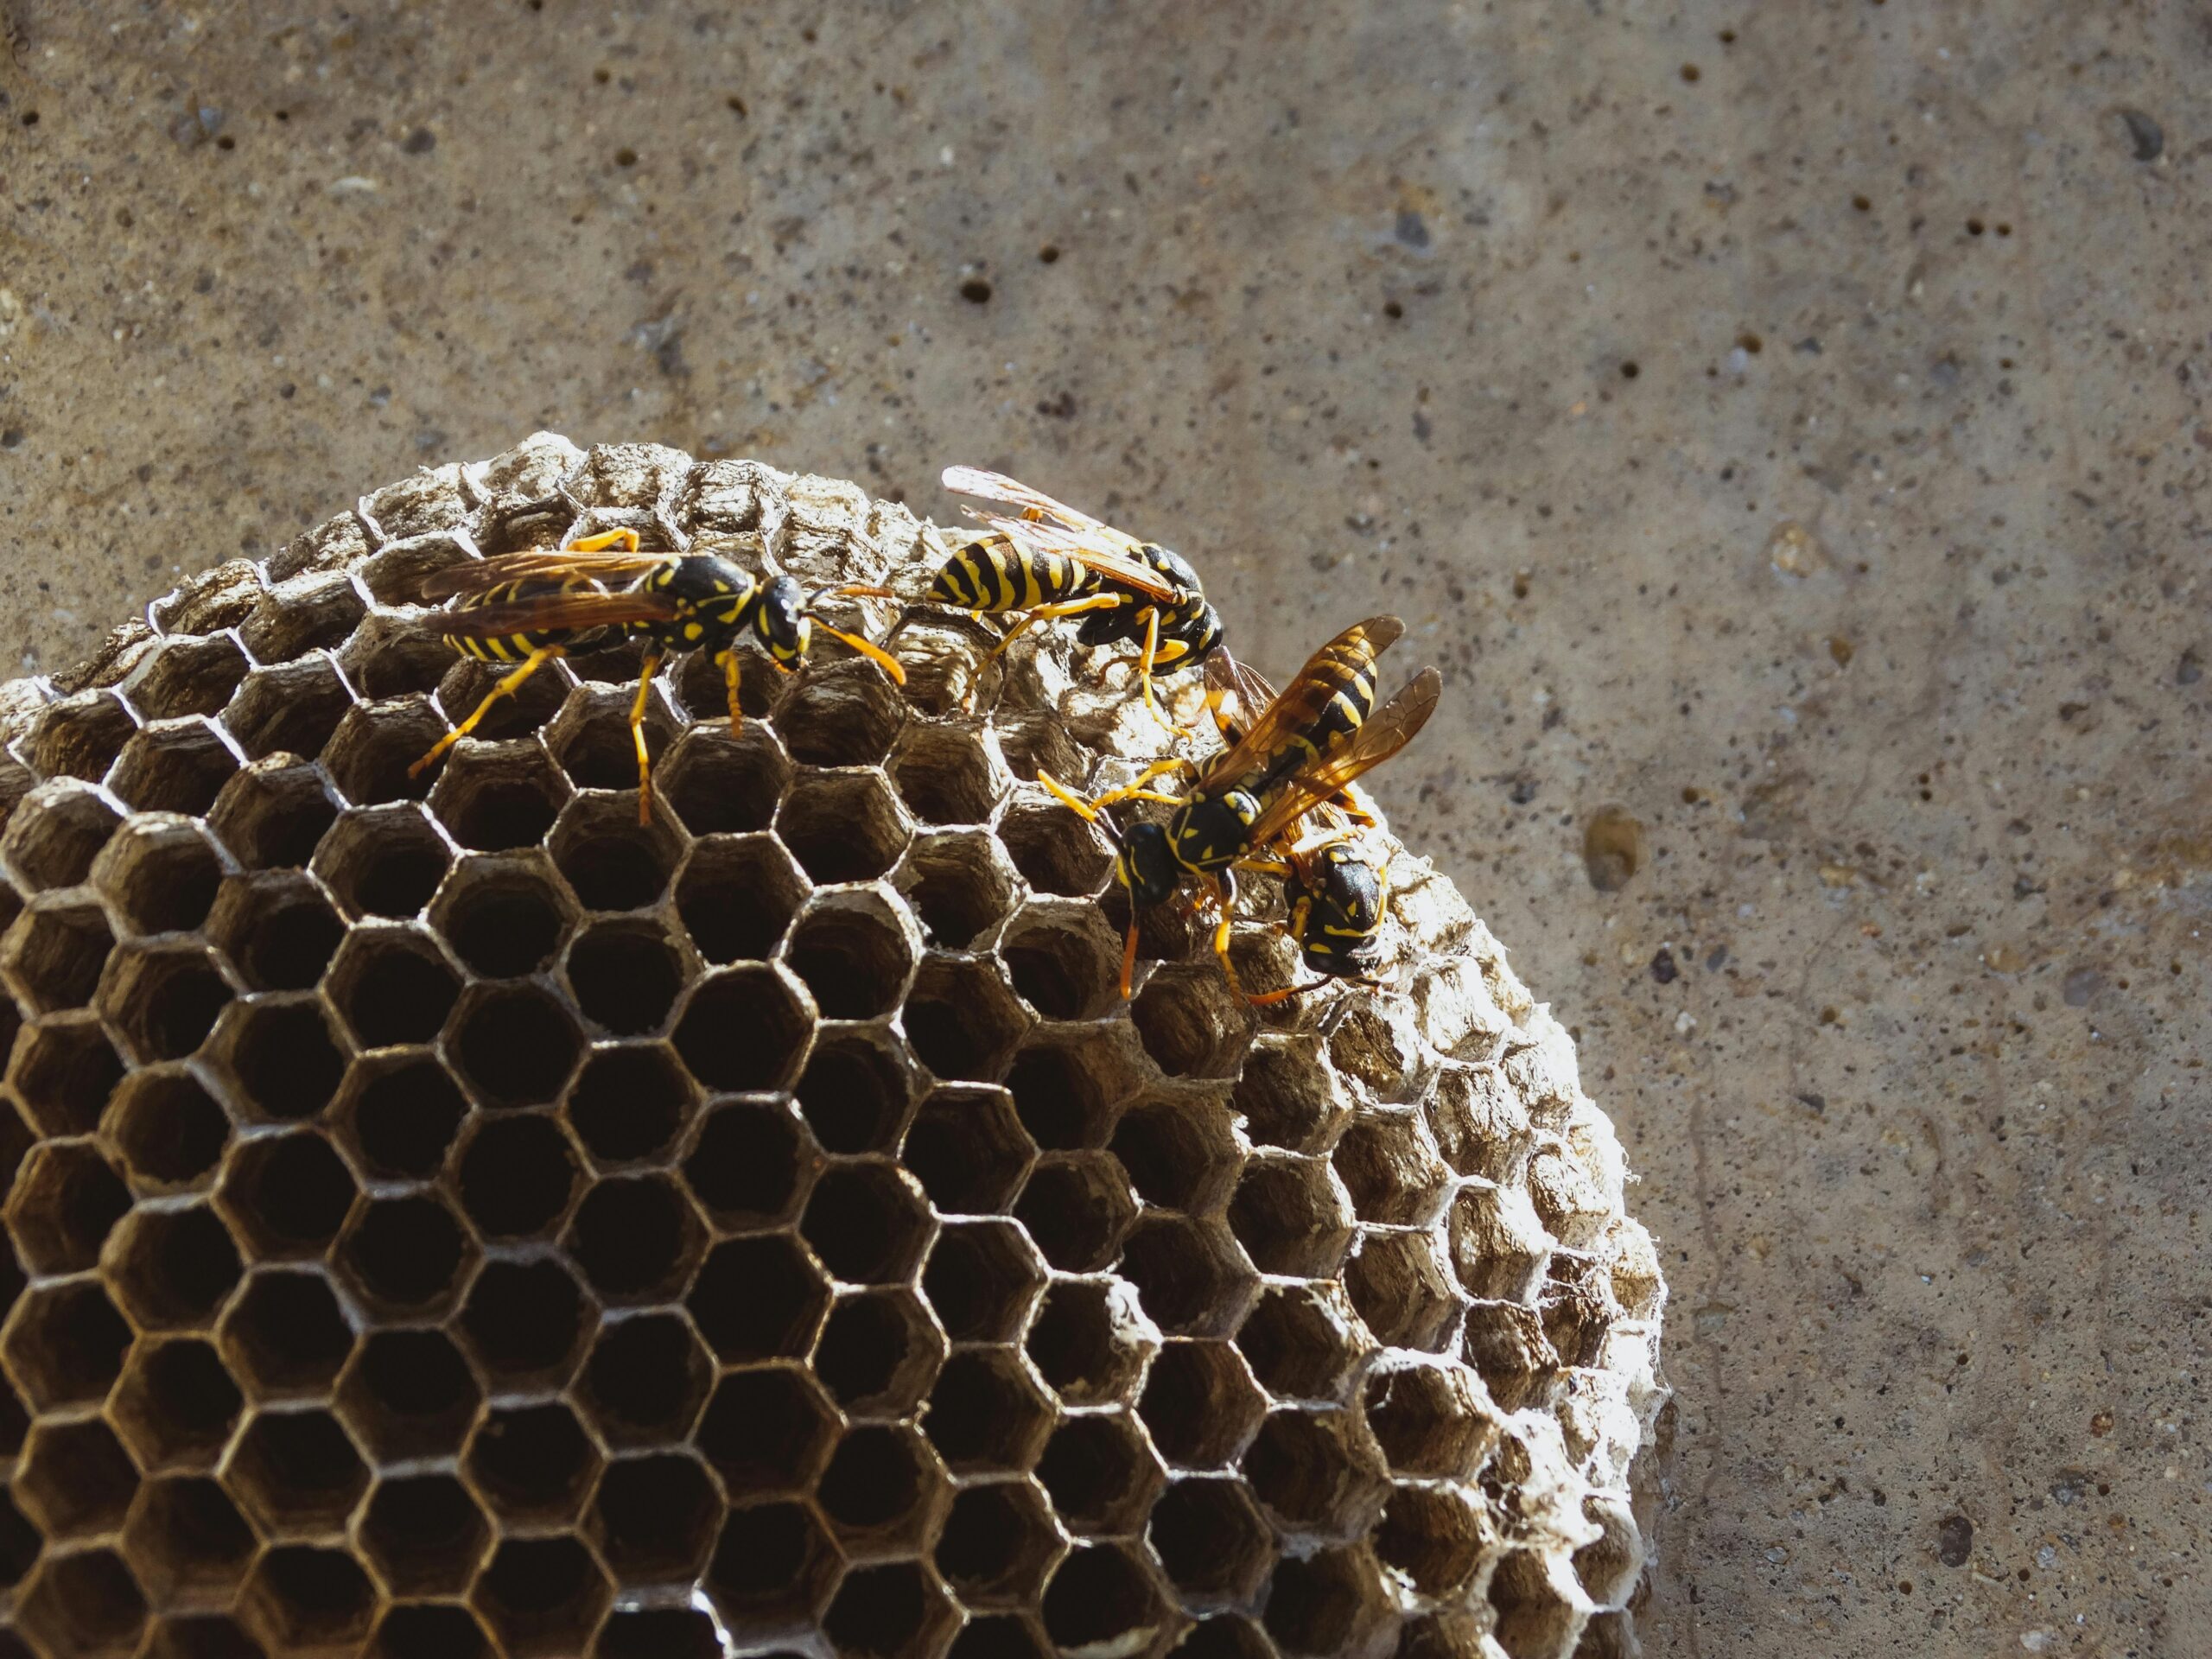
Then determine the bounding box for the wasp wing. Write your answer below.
[419,548,672,602]
[942,467,1115,538]
[1242,664,1440,850]
[1193,616,1406,795]
[959,508,1184,601]
[428,589,680,639]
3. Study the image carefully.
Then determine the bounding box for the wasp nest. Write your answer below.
[0,435,1664,1659]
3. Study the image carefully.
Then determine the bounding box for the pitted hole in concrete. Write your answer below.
[892,725,1002,824]
[816,1421,933,1541]
[211,874,344,990]
[219,1130,356,1258]
[1131,964,1250,1079]
[98,821,224,938]
[564,1173,700,1301]
[786,899,912,1020]
[1041,1543,1162,1657]
[467,1402,600,1525]
[1119,1214,1250,1338]
[905,957,1025,1083]
[1110,1093,1239,1212]
[901,830,1016,950]
[208,761,337,871]
[683,1099,810,1225]
[360,1472,487,1598]
[1228,1158,1351,1280]
[797,1031,912,1154]
[124,1474,257,1606]
[696,1369,839,1497]
[6,900,111,1014]
[579,1312,712,1448]
[550,798,678,912]
[135,635,254,721]
[456,1116,578,1239]
[550,693,677,794]
[344,1327,481,1461]
[1014,1154,1135,1274]
[677,838,806,969]
[1488,1548,1580,1659]
[29,691,137,783]
[111,719,241,816]
[998,800,1116,898]
[658,728,788,837]
[7,1142,130,1273]
[1027,1282,1147,1408]
[461,1257,588,1384]
[937,1481,1060,1608]
[6,785,125,892]
[222,1268,354,1396]
[320,807,451,920]
[1141,1342,1264,1471]
[333,934,461,1049]
[922,1349,1052,1475]
[440,861,568,978]
[454,983,583,1107]
[1581,804,1647,894]
[226,999,346,1122]
[341,1192,469,1310]
[597,1607,724,1659]
[821,1560,946,1659]
[904,1084,1032,1216]
[706,1499,837,1641]
[1037,1413,1160,1538]
[814,1287,937,1415]
[430,746,569,852]
[591,1450,721,1585]
[18,1548,149,1657]
[10,1017,125,1135]
[1376,1483,1486,1600]
[569,1044,692,1165]
[321,700,448,806]
[673,966,809,1091]
[923,1220,1042,1344]
[1262,1548,1382,1657]
[568,919,685,1035]
[111,1204,242,1330]
[347,1056,467,1178]
[802,1162,931,1285]
[778,666,906,768]
[111,1071,230,1187]
[228,1407,368,1534]
[111,1337,241,1470]
[1148,1477,1272,1605]
[690,1236,829,1363]
[1239,1283,1367,1406]
[19,1414,138,1536]
[105,944,233,1062]
[779,770,911,885]
[372,1602,497,1659]
[474,1535,612,1658]
[227,655,359,763]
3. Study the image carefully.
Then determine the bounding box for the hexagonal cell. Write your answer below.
[594,1608,722,1659]
[217,1129,357,1257]
[340,1054,467,1179]
[134,633,253,720]
[324,931,458,1055]
[791,1030,911,1158]
[96,940,234,1064]
[696,1366,839,1497]
[1376,1481,1491,1600]
[27,690,137,783]
[575,1311,711,1448]
[123,1475,257,1609]
[682,1096,810,1225]
[110,718,243,816]
[110,1337,242,1471]
[338,1192,473,1313]
[1015,1153,1137,1274]
[563,1173,702,1303]
[3,1279,133,1411]
[220,1268,355,1399]
[340,613,472,702]
[999,1031,1125,1156]
[898,829,1018,951]
[564,918,687,1038]
[778,662,907,768]
[998,798,1116,899]
[689,1231,830,1363]
[937,1479,1064,1608]
[800,1160,934,1287]
[658,726,791,838]
[16,1547,149,1658]
[228,1407,370,1535]
[816,1286,944,1417]
[905,956,1027,1084]
[109,1070,230,1189]
[3,899,115,1013]
[1132,963,1254,1080]
[1036,1413,1166,1538]
[922,1219,1046,1344]
[459,1256,588,1388]
[320,699,449,808]
[6,1140,130,1274]
[1140,1339,1268,1470]
[1227,1156,1353,1280]
[110,1202,244,1331]
[207,760,339,872]
[676,833,806,963]
[1239,1408,1387,1539]
[1027,1278,1158,1408]
[433,855,569,978]
[454,1114,579,1239]
[816,1420,944,1553]
[223,653,357,762]
[1573,1493,1643,1608]
[590,1450,720,1585]
[1233,1039,1347,1156]
[452,982,584,1108]
[313,804,453,921]
[550,793,681,912]
[360,1472,489,1597]
[821,1560,958,1659]
[785,894,915,1022]
[1446,1183,1554,1305]
[1040,1542,1168,1657]
[7,785,126,899]
[18,1416,138,1537]
[240,570,367,660]
[466,1402,601,1526]
[207,873,344,991]
[923,1347,1055,1475]
[1487,1549,1584,1659]
[705,1500,837,1646]
[1001,903,1124,1021]
[904,1084,1033,1217]
[1334,1109,1453,1227]
[1238,1281,1372,1406]
[1260,1546,1389,1658]
[428,743,572,852]
[672,965,810,1091]
[1461,1299,1563,1413]
[369,1605,493,1659]
[544,681,681,797]
[339,1327,483,1462]
[1149,1476,1274,1609]
[891,724,1009,828]
[213,997,347,1123]
[778,770,911,885]
[472,1535,613,1659]
[1110,1089,1243,1217]
[9,1015,125,1135]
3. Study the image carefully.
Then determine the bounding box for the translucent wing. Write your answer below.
[429,589,680,639]
[1194,616,1405,796]
[419,547,672,602]
[943,467,1181,601]
[1243,665,1440,850]
[942,467,1116,539]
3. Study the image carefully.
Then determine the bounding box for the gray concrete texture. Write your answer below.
[2,0,2204,1653]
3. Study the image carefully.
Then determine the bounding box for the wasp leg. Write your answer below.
[630,652,664,825]
[1248,979,1328,1007]
[718,650,743,736]
[1036,761,1190,822]
[1208,870,1244,998]
[1117,912,1141,1001]
[410,645,565,779]
[985,592,1126,664]
[567,528,641,554]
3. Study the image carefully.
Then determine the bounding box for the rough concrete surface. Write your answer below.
[0,2,2203,1656]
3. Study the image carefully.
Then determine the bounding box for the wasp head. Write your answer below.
[753,575,812,666]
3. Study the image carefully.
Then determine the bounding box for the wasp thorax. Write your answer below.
[1169,789,1262,874]
[1116,819,1182,906]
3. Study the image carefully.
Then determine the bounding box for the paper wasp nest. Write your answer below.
[0,435,1664,1659]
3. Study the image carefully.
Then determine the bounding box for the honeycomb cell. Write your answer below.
[705,1500,837,1645]
[340,1054,467,1179]
[1111,1091,1243,1217]
[1237,1282,1371,1406]
[213,997,347,1123]
[433,855,569,978]
[471,1535,612,1659]
[657,726,791,837]
[1240,1408,1387,1539]
[577,1311,711,1447]
[567,1043,694,1166]
[820,1560,957,1659]
[3,1279,133,1410]
[370,1604,493,1659]
[27,691,137,784]
[1358,1359,1497,1480]
[359,1474,489,1598]
[1148,1476,1274,1608]
[673,965,809,1091]
[18,1415,139,1536]
[225,654,357,762]
[696,1364,839,1497]
[124,1476,257,1609]
[110,1337,242,1471]
[98,941,234,1064]
[217,1130,357,1258]
[786,892,917,1020]
[1346,1226,1463,1355]
[1260,1546,1389,1658]
[321,700,449,808]
[1573,1493,1643,1607]
[313,804,453,921]
[1040,1543,1167,1657]
[922,1220,1045,1344]
[890,723,1007,825]
[997,799,1114,898]
[324,928,462,1050]
[780,663,907,768]
[904,956,1027,1083]
[3,897,115,1013]
[455,1115,579,1239]
[683,1096,811,1225]
[946,1613,1052,1659]
[815,1420,944,1554]
[937,1479,1063,1608]
[1463,1300,1559,1411]
[1000,903,1123,1020]
[690,1233,830,1363]
[466,1402,601,1526]
[676,833,806,963]
[427,745,571,852]
[459,1257,588,1388]
[546,682,679,795]
[452,982,584,1108]
[1027,1278,1157,1408]
[563,1173,702,1301]
[816,1286,944,1417]
[921,1348,1054,1475]
[221,1268,355,1399]
[134,634,253,721]
[801,1161,934,1285]
[1334,1109,1453,1226]
[550,794,680,912]
[110,718,243,817]
[779,770,911,884]
[1141,1340,1267,1469]
[904,1084,1033,1217]
[1231,1037,1348,1155]
[1376,1482,1490,1599]
[229,1407,370,1535]
[565,918,686,1034]
[17,1547,149,1658]
[899,831,1020,960]
[594,1608,721,1659]
[1227,1157,1353,1280]
[1036,1412,1165,1537]
[5,1140,131,1274]
[207,873,344,991]
[590,1450,720,1584]
[1446,1183,1554,1305]
[1487,1549,1583,1659]
[243,575,364,668]
[798,1030,916,1156]
[338,1192,473,1313]
[207,760,339,872]
[109,1202,244,1330]
[1005,1029,1131,1154]
[10,1015,125,1135]
[422,660,567,755]
[1132,963,1253,1080]
[1014,1154,1137,1273]
[99,818,227,940]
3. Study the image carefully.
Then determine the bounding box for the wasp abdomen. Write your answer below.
[931,534,1088,612]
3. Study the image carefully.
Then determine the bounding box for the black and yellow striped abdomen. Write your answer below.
[447,574,618,663]
[929,532,1090,613]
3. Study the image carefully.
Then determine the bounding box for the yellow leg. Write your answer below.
[569,528,641,553]
[720,651,743,735]
[410,645,564,778]
[1118,912,1141,1001]
[1208,872,1243,997]
[1038,770,1103,822]
[1039,760,1192,823]
[985,592,1126,664]
[631,652,663,825]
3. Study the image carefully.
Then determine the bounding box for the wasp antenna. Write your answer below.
[811,620,907,685]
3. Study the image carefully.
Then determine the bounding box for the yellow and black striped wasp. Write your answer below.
[1039,614,1439,999]
[408,530,905,823]
[845,467,1224,727]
